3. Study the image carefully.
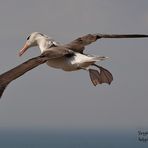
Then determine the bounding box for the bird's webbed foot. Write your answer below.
[89,64,113,86]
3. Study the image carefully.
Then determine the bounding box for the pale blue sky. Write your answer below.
[0,0,148,130]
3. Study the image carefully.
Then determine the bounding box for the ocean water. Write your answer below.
[0,129,147,148]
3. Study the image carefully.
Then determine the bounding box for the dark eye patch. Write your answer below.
[27,35,31,40]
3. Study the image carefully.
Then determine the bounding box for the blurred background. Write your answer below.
[0,0,148,147]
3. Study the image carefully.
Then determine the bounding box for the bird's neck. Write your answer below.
[37,38,49,53]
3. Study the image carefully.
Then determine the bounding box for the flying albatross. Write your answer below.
[0,32,148,98]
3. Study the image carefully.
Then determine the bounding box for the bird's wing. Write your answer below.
[0,47,73,98]
[64,33,148,53]
[0,56,47,98]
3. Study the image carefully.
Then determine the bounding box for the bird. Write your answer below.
[0,32,148,98]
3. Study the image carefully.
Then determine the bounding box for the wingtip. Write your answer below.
[0,85,8,99]
[95,33,148,39]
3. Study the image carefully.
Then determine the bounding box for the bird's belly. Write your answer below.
[46,57,78,71]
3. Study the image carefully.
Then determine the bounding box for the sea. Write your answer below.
[0,128,147,148]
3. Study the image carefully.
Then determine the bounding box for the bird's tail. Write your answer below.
[0,84,8,99]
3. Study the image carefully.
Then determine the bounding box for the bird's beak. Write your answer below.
[19,43,29,56]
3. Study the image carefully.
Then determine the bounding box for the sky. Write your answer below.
[0,0,148,130]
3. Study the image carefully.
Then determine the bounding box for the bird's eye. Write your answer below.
[27,35,31,40]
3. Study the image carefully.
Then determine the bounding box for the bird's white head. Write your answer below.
[19,32,48,56]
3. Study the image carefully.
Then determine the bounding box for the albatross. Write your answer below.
[0,32,148,98]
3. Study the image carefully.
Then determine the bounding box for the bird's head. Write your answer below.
[19,32,46,56]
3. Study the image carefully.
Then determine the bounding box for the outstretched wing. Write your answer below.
[0,56,47,98]
[64,33,148,53]
[0,47,73,98]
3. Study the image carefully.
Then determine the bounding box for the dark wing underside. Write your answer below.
[0,56,47,98]
[0,47,73,98]
[64,33,148,53]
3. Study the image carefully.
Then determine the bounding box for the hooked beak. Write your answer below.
[19,43,29,56]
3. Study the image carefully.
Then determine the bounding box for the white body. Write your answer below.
[46,53,103,71]
[37,36,107,71]
[20,32,108,71]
